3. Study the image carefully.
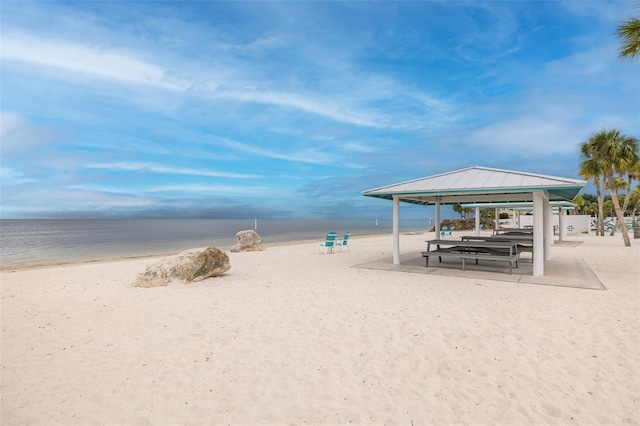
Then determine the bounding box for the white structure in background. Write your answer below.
[362,166,586,277]
[463,201,591,235]
[518,214,590,234]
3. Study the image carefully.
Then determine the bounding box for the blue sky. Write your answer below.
[1,1,638,220]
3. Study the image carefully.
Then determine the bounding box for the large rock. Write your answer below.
[132,246,230,287]
[230,230,265,252]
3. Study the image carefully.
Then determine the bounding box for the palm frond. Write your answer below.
[617,17,640,59]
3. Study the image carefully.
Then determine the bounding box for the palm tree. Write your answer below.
[572,195,586,215]
[606,176,628,236]
[622,162,640,215]
[631,186,640,223]
[580,129,639,246]
[617,14,640,59]
[579,152,605,236]
[452,203,464,219]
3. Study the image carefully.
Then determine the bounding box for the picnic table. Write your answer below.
[462,234,533,258]
[422,239,521,274]
[493,228,533,236]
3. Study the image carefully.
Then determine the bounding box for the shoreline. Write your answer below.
[1,218,426,272]
[0,232,413,272]
[2,232,638,425]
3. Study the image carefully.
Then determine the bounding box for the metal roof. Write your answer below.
[362,166,586,205]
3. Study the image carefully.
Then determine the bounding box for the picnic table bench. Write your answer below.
[493,228,533,235]
[461,234,533,257]
[422,239,521,274]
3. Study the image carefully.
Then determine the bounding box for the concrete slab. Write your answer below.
[353,251,605,290]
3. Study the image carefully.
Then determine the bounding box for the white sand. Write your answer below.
[1,232,639,425]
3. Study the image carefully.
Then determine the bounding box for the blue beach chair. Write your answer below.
[440,226,454,238]
[440,225,449,238]
[446,226,455,237]
[319,231,337,254]
[336,231,351,252]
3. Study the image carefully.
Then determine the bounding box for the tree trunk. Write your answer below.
[622,174,632,213]
[596,183,605,236]
[612,174,633,237]
[607,172,631,246]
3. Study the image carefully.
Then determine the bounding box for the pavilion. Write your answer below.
[362,166,586,277]
[460,201,577,241]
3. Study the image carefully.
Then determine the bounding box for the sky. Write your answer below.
[1,1,639,220]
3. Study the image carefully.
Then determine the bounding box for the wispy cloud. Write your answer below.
[0,167,37,185]
[1,1,637,219]
[451,3,524,62]
[212,137,341,165]
[146,184,271,195]
[0,111,23,136]
[1,33,185,91]
[84,162,262,179]
[466,116,584,155]
[1,30,454,131]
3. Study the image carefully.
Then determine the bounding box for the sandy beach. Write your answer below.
[1,232,639,425]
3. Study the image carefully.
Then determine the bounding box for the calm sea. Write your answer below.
[0,219,428,269]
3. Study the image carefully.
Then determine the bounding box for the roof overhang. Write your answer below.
[362,166,586,205]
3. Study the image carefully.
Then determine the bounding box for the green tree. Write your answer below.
[603,200,615,218]
[630,186,640,223]
[622,162,640,217]
[580,151,606,236]
[479,208,494,218]
[617,6,640,59]
[581,193,598,205]
[580,129,639,246]
[452,203,464,219]
[606,176,628,236]
[572,194,586,214]
[586,202,599,217]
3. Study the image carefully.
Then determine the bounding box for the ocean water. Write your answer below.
[0,219,428,269]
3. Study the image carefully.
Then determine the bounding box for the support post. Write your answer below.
[558,208,564,242]
[393,196,400,265]
[435,201,441,239]
[544,197,553,259]
[475,207,480,236]
[533,191,545,277]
